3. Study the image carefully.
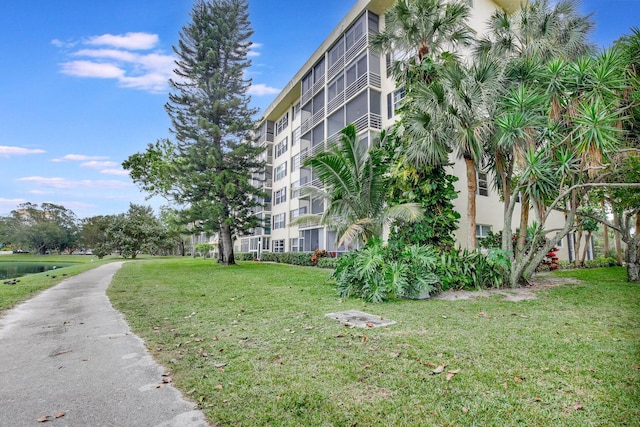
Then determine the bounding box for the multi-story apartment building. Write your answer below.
[239,0,574,261]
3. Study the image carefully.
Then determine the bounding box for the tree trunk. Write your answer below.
[580,231,592,265]
[516,194,529,258]
[220,222,235,266]
[574,229,583,267]
[602,200,609,257]
[613,210,624,265]
[626,236,639,282]
[464,158,477,250]
[217,235,224,263]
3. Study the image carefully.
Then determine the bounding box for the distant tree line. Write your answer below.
[0,202,193,259]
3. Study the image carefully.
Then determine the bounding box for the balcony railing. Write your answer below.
[345,33,367,66]
[257,131,274,145]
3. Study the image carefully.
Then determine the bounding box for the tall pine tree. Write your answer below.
[124,0,264,265]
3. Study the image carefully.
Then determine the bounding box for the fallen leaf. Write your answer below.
[514,377,524,383]
[215,384,223,390]
[36,415,53,422]
[533,397,543,402]
[186,388,196,395]
[361,336,368,343]
[462,407,469,414]
[53,349,73,357]
[424,362,436,367]
[431,364,446,375]
[478,312,490,318]
[214,363,227,368]
[162,372,171,377]
[365,322,374,328]
[55,412,65,418]
[446,369,460,381]
[162,377,172,383]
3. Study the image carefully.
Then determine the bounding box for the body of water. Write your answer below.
[0,262,74,280]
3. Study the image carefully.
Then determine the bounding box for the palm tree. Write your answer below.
[372,0,483,248]
[294,124,422,247]
[477,0,595,256]
[370,0,474,81]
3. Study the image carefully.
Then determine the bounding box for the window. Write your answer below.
[292,127,301,147]
[312,90,325,115]
[346,91,367,124]
[346,54,368,86]
[290,180,300,199]
[314,58,325,83]
[328,109,345,136]
[273,213,286,230]
[274,162,287,181]
[290,238,301,252]
[293,103,300,121]
[476,224,492,238]
[276,113,289,136]
[273,187,287,205]
[345,14,365,50]
[477,172,489,196]
[273,239,285,253]
[290,206,307,220]
[328,37,345,67]
[328,75,344,102]
[302,71,312,94]
[393,87,405,113]
[291,153,300,172]
[274,137,288,158]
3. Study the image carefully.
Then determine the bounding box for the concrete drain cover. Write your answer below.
[325,310,396,328]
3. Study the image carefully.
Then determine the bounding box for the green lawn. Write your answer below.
[108,259,639,426]
[0,254,121,311]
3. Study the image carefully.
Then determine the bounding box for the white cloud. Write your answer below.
[51,39,77,48]
[0,146,46,157]
[81,160,118,169]
[52,154,109,162]
[248,83,280,96]
[60,61,124,79]
[248,42,263,57]
[17,176,132,190]
[56,32,175,93]
[100,168,130,176]
[86,32,159,50]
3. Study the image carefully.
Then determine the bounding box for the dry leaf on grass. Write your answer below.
[446,369,460,381]
[215,384,223,390]
[430,364,446,375]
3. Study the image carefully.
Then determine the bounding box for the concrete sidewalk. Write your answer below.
[0,262,209,426]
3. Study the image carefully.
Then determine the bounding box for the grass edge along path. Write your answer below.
[108,259,639,426]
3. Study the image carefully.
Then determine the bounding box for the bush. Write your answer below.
[235,252,254,261]
[317,257,338,269]
[584,257,618,269]
[333,239,439,302]
[259,252,280,262]
[557,260,576,270]
[280,252,315,266]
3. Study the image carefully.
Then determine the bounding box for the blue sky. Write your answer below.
[0,0,637,219]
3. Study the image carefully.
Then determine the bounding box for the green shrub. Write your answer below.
[557,260,575,270]
[333,239,438,302]
[280,252,315,266]
[260,252,280,262]
[235,252,254,261]
[584,257,618,269]
[317,257,338,269]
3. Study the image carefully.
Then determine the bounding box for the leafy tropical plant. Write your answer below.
[294,124,422,247]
